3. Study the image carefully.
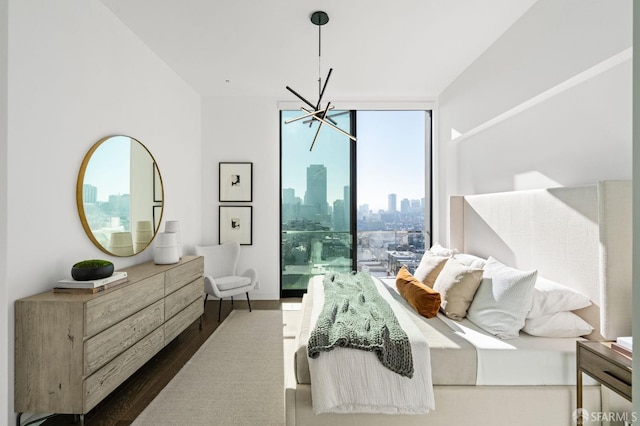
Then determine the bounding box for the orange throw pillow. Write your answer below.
[396,266,441,318]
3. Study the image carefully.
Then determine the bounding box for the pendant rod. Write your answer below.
[318,22,321,99]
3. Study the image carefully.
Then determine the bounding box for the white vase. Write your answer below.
[135,220,153,253]
[164,220,183,258]
[109,232,134,256]
[154,232,180,264]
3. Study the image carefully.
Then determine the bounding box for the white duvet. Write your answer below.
[307,277,435,414]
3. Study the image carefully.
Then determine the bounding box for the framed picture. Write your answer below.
[219,206,252,245]
[153,205,163,231]
[153,162,163,202]
[219,162,252,202]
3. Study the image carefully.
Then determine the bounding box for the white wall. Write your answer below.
[633,0,639,418]
[5,1,201,423]
[201,97,280,300]
[0,0,8,421]
[436,0,632,242]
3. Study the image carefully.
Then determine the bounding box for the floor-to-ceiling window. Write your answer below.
[356,111,429,279]
[280,110,355,297]
[280,110,430,297]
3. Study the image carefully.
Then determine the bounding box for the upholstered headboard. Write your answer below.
[449,180,631,340]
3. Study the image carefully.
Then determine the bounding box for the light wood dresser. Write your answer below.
[14,255,204,420]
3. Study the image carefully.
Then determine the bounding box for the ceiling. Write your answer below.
[101,0,538,99]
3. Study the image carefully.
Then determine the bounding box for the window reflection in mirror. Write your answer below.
[76,135,163,256]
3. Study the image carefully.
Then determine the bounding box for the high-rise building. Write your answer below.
[304,164,328,215]
[333,199,346,231]
[401,198,410,213]
[83,184,97,203]
[388,193,397,212]
[411,199,421,214]
[358,204,370,218]
[282,188,296,204]
[343,185,350,229]
[282,188,300,223]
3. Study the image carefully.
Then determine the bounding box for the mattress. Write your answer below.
[295,275,596,387]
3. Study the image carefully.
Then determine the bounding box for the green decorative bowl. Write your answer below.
[71,260,114,281]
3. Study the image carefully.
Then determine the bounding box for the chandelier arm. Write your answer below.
[298,107,337,128]
[285,86,317,110]
[315,68,333,110]
[301,106,338,124]
[311,68,337,126]
[309,103,331,151]
[309,119,324,151]
[302,108,356,141]
[325,114,339,126]
[285,108,327,124]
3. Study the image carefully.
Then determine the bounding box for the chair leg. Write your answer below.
[201,294,208,328]
[218,298,222,322]
[246,292,252,312]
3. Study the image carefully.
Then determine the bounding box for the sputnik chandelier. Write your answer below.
[285,11,357,151]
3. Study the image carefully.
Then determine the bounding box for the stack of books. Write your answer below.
[54,271,129,294]
[611,336,632,357]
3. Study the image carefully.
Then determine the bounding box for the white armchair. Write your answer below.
[195,242,258,322]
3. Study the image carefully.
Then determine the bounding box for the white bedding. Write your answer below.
[435,313,597,386]
[307,275,435,414]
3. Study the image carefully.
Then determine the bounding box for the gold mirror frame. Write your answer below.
[76,135,164,256]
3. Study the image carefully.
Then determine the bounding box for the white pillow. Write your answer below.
[522,311,594,337]
[429,242,458,257]
[453,253,487,269]
[466,257,537,339]
[527,276,592,318]
[412,251,449,288]
[433,258,483,321]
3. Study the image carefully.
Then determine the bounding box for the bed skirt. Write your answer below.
[286,383,602,426]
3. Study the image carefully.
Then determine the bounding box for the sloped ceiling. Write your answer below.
[101,0,538,98]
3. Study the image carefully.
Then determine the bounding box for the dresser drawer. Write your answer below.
[84,299,164,375]
[85,274,164,337]
[84,327,164,412]
[165,298,203,344]
[165,277,203,320]
[165,257,204,295]
[580,345,632,399]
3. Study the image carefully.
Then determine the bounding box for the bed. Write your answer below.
[285,180,632,426]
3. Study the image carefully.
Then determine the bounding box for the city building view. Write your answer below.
[281,163,427,291]
[357,192,427,277]
[82,183,131,248]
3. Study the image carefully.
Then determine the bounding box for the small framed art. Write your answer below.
[153,162,163,202]
[219,162,252,202]
[219,205,252,245]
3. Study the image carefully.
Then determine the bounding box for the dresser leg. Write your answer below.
[73,414,85,425]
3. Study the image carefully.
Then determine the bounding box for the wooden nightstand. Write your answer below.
[576,341,632,425]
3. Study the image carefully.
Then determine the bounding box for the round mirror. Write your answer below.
[76,135,164,256]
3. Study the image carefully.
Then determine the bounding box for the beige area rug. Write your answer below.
[133,309,286,426]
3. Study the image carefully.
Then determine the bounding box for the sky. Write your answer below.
[82,136,131,202]
[281,110,426,212]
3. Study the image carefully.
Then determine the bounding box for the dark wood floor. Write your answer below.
[29,298,293,426]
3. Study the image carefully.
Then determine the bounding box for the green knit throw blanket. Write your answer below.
[307,272,414,378]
